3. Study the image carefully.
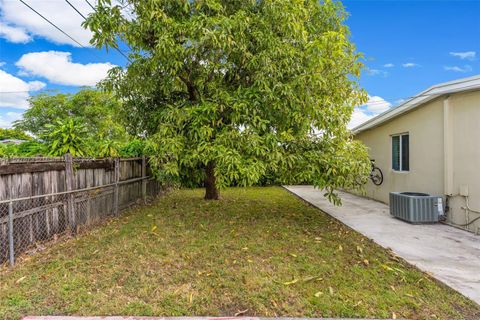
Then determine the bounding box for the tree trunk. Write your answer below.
[204,162,219,200]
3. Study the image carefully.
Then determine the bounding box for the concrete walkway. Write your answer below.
[285,185,480,305]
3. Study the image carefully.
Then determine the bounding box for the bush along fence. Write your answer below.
[0,155,163,267]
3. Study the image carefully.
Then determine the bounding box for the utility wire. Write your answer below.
[84,0,96,11]
[17,0,130,62]
[65,0,132,62]
[18,0,87,48]
[65,0,88,20]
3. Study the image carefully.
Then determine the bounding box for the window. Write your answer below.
[392,133,409,171]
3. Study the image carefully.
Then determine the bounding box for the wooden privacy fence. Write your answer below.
[0,155,163,266]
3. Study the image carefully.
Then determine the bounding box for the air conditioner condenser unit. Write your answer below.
[389,192,444,223]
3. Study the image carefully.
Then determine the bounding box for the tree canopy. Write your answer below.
[84,0,370,202]
[4,89,147,158]
[14,89,125,141]
[0,128,32,141]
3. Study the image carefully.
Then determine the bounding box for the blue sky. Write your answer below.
[0,0,479,128]
[344,0,480,126]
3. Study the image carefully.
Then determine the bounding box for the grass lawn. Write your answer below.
[1,187,479,319]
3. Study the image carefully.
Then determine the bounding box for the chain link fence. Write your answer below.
[0,156,163,267]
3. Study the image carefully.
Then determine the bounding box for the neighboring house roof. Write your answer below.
[352,74,480,134]
[0,139,27,145]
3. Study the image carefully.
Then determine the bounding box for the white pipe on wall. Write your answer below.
[443,96,454,196]
[461,196,480,234]
[446,194,480,234]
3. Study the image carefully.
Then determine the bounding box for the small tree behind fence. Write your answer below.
[0,155,162,267]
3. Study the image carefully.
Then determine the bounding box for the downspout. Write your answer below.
[443,96,456,224]
[443,96,454,197]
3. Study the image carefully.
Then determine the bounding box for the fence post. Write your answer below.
[8,201,14,267]
[113,157,120,216]
[142,156,147,204]
[65,153,76,234]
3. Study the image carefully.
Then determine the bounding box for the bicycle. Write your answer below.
[369,159,383,185]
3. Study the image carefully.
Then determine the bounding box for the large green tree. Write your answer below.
[0,128,32,141]
[84,0,370,201]
[14,89,125,141]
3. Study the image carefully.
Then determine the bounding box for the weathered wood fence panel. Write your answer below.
[0,156,162,266]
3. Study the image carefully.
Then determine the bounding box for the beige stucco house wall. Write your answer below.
[353,75,480,234]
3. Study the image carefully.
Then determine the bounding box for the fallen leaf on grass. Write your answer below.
[151,225,157,232]
[235,309,248,316]
[314,291,323,297]
[302,275,322,283]
[338,245,343,251]
[392,267,405,274]
[362,259,369,266]
[356,245,363,254]
[388,251,401,262]
[283,279,299,285]
[382,264,394,272]
[16,276,26,284]
[392,312,397,319]
[328,286,334,295]
[289,253,297,258]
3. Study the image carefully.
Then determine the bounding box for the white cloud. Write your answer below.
[449,51,476,60]
[0,61,5,68]
[0,0,92,47]
[367,69,388,77]
[27,81,46,91]
[16,51,115,86]
[402,63,420,68]
[0,70,46,109]
[348,109,375,129]
[0,111,23,128]
[364,95,392,113]
[444,65,473,73]
[0,0,133,47]
[348,95,392,129]
[383,63,394,68]
[0,21,31,43]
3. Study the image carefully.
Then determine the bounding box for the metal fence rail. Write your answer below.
[0,155,163,267]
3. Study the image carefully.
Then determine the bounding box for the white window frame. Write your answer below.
[391,133,409,172]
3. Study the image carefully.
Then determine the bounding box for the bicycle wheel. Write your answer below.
[370,167,383,185]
